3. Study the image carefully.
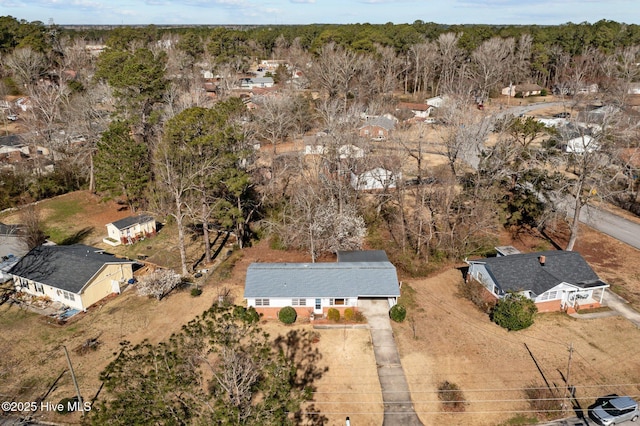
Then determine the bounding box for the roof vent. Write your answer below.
[539,255,546,266]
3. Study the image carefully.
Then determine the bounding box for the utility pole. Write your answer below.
[62,345,85,417]
[562,342,574,414]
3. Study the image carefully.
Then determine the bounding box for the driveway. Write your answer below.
[358,299,423,426]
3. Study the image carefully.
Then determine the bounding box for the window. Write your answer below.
[254,298,270,307]
[292,298,306,306]
[315,299,321,310]
[63,291,75,302]
[34,283,44,294]
[330,298,345,306]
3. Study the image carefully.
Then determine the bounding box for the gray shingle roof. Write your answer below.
[244,262,400,298]
[360,116,395,131]
[337,250,389,263]
[0,222,20,236]
[109,214,155,231]
[9,244,134,294]
[477,251,604,295]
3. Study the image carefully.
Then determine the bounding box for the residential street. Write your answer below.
[579,204,640,250]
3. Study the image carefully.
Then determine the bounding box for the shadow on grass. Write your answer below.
[58,227,94,245]
[274,329,329,426]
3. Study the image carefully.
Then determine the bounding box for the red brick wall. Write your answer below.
[253,306,358,320]
[534,299,563,313]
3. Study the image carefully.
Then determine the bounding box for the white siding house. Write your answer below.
[466,250,609,312]
[244,252,400,319]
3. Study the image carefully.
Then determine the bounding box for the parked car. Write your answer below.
[589,395,639,425]
[553,112,571,118]
[6,113,17,121]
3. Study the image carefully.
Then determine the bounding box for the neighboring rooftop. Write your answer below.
[473,250,605,296]
[495,246,521,257]
[244,262,400,298]
[0,222,21,236]
[9,244,134,293]
[337,250,389,263]
[360,116,396,131]
[109,214,155,231]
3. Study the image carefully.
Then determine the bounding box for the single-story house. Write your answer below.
[426,95,448,108]
[396,102,434,119]
[351,167,399,191]
[244,251,400,319]
[359,116,395,140]
[9,244,136,311]
[466,250,609,312]
[105,214,156,246]
[502,83,544,97]
[563,135,599,153]
[239,77,275,89]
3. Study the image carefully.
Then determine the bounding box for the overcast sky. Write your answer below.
[2,0,639,27]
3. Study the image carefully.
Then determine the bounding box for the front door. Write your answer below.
[314,298,322,314]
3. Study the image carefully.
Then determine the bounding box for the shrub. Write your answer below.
[343,308,355,321]
[234,306,260,324]
[438,381,466,412]
[491,293,538,331]
[190,288,202,297]
[278,306,297,324]
[327,308,340,322]
[460,278,497,314]
[389,304,407,322]
[540,89,548,96]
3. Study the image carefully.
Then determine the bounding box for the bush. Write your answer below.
[234,306,260,324]
[327,308,340,322]
[491,293,538,331]
[343,308,355,321]
[460,278,497,314]
[438,381,466,412]
[278,306,297,324]
[540,89,548,96]
[190,288,202,297]
[389,304,407,322]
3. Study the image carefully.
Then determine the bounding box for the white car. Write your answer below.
[6,113,17,121]
[590,396,639,425]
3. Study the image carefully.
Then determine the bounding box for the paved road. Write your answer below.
[467,101,640,250]
[358,299,423,426]
[579,204,640,250]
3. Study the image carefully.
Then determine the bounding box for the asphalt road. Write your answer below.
[579,204,640,250]
[468,101,640,251]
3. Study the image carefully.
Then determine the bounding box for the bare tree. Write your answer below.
[408,40,438,94]
[251,93,297,154]
[18,205,45,250]
[470,37,514,101]
[3,48,47,88]
[137,268,182,300]
[435,33,466,96]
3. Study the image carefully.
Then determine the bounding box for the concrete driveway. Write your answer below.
[358,299,423,426]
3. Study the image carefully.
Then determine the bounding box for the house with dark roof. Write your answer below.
[466,250,609,312]
[9,244,136,311]
[105,214,156,246]
[244,251,400,319]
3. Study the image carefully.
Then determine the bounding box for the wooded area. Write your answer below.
[1,16,639,272]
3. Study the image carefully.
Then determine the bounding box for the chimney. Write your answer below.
[539,255,546,266]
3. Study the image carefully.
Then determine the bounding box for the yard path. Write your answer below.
[570,291,640,328]
[358,299,424,426]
